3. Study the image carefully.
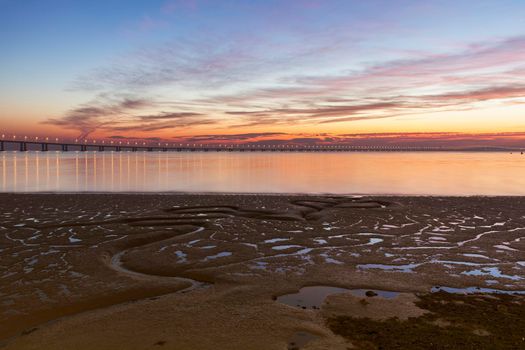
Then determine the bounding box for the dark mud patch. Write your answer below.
[287,331,319,350]
[20,328,38,336]
[348,289,399,299]
[327,292,525,349]
[432,286,525,295]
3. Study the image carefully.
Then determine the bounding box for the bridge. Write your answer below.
[0,137,517,153]
[0,138,442,152]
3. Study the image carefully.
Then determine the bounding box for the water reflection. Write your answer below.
[0,151,524,195]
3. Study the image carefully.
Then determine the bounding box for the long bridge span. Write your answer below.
[0,137,517,153]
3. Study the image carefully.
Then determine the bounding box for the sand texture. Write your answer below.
[1,194,524,349]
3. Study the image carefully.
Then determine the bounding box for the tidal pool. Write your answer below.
[277,286,400,309]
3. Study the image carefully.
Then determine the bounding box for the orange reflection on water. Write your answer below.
[0,151,524,195]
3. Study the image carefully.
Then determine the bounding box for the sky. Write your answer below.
[2,0,525,147]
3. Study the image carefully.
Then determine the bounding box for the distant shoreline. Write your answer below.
[2,191,525,197]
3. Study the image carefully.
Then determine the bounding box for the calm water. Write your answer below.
[1,151,524,195]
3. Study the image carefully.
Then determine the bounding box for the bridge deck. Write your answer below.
[0,139,517,152]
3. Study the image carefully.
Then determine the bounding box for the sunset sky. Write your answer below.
[2,0,525,147]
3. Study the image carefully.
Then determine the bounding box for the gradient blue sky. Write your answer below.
[2,0,525,146]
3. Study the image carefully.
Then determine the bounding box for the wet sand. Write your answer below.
[1,194,524,349]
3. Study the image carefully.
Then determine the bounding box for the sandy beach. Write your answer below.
[1,193,524,349]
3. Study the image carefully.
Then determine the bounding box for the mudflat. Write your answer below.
[1,194,524,349]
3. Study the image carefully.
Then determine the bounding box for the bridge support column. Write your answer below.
[132,147,137,152]
[41,143,48,152]
[80,145,87,152]
[116,146,121,152]
[61,144,68,151]
[162,148,167,152]
[147,148,153,152]
[98,146,104,152]
[19,142,27,152]
[0,141,4,151]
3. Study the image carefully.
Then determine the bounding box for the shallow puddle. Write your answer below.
[272,245,303,251]
[277,286,349,308]
[203,251,232,261]
[462,253,492,260]
[264,237,291,244]
[357,263,420,273]
[277,286,399,309]
[461,267,523,281]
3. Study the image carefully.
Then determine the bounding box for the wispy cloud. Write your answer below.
[171,131,525,148]
[333,131,525,148]
[70,11,370,92]
[208,35,525,105]
[138,112,203,120]
[426,84,525,102]
[181,132,287,142]
[56,29,525,140]
[43,94,215,139]
[44,97,151,139]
